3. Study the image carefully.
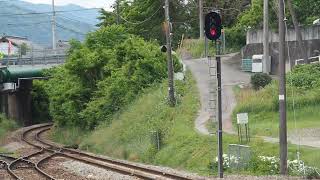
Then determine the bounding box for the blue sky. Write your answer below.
[22,0,116,11]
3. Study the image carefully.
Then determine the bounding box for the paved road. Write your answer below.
[183,53,251,135]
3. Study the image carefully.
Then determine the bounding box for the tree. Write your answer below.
[97,0,199,48]
[18,43,28,56]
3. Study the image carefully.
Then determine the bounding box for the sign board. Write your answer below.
[237,113,248,124]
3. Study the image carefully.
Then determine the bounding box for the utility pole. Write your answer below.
[278,0,288,175]
[263,0,269,73]
[286,0,308,65]
[51,0,56,50]
[164,0,176,106]
[116,0,120,24]
[216,40,223,178]
[199,0,204,38]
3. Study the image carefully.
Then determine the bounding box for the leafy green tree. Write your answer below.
[44,25,181,129]
[97,0,199,48]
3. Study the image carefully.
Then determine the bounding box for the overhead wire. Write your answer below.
[0,8,99,17]
[56,23,86,36]
[4,21,50,26]
[117,3,163,25]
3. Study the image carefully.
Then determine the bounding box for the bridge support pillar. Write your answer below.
[7,80,33,126]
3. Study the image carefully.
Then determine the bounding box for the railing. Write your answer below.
[1,55,66,65]
[295,56,320,65]
[1,49,67,65]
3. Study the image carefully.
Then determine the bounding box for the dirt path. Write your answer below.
[183,53,320,148]
[183,53,250,135]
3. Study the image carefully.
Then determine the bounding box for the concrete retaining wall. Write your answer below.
[242,40,320,74]
[246,25,320,44]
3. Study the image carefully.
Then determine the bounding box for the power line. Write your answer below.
[58,15,83,23]
[55,23,86,36]
[0,0,19,2]
[4,21,50,26]
[117,4,162,25]
[0,8,99,17]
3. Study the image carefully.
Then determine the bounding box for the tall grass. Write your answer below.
[179,39,215,58]
[234,80,320,136]
[0,114,18,144]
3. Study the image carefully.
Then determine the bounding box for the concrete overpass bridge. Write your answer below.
[0,56,65,125]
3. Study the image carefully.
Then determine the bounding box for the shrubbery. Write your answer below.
[0,114,17,142]
[210,154,320,178]
[31,80,51,123]
[287,64,320,89]
[251,73,272,90]
[42,25,182,129]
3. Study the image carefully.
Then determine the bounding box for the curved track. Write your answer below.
[18,123,194,180]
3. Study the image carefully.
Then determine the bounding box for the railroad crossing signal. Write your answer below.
[205,12,222,41]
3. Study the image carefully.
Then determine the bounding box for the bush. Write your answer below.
[251,73,272,90]
[0,114,17,142]
[287,64,320,89]
[31,80,51,123]
[44,25,181,129]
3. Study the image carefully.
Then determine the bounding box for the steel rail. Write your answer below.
[32,124,193,180]
[7,124,57,180]
[0,159,17,179]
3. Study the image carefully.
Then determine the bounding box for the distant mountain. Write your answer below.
[0,0,100,47]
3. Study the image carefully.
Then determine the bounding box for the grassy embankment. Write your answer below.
[0,114,18,152]
[178,38,241,59]
[179,39,215,58]
[232,65,320,170]
[52,71,320,175]
[233,82,320,137]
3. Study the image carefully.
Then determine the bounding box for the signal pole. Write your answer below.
[278,0,288,175]
[51,0,56,50]
[263,0,269,73]
[216,39,223,178]
[164,0,176,106]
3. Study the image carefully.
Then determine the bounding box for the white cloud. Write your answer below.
[21,0,116,11]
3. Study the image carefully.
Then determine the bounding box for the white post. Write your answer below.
[263,0,269,73]
[52,0,56,50]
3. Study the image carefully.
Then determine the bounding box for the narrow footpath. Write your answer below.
[183,53,250,135]
[183,52,320,148]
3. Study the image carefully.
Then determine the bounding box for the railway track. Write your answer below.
[16,123,194,180]
[0,157,15,180]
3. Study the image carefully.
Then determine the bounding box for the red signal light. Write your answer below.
[210,28,217,36]
[205,12,222,41]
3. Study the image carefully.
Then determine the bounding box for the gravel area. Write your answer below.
[62,160,139,180]
[0,169,15,180]
[40,156,95,180]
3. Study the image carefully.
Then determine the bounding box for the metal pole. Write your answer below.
[216,40,223,178]
[263,0,269,73]
[205,37,208,57]
[278,0,288,175]
[164,0,175,106]
[51,0,56,50]
[222,30,226,55]
[199,0,204,38]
